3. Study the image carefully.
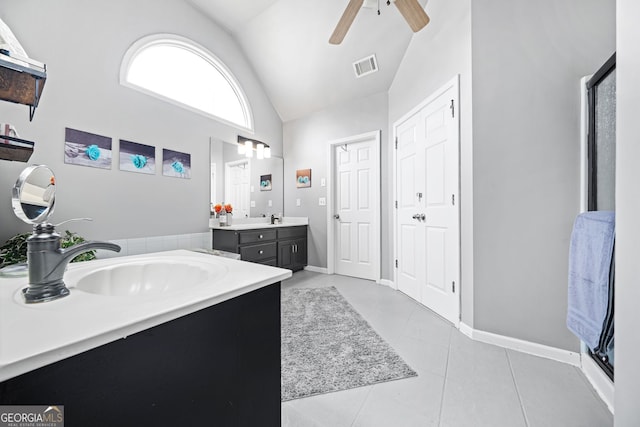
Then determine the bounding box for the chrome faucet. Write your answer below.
[22,223,121,303]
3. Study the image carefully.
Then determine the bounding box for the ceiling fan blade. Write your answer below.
[394,0,430,32]
[329,0,365,45]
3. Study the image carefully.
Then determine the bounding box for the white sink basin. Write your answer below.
[67,258,228,297]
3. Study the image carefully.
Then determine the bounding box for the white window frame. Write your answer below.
[120,33,254,132]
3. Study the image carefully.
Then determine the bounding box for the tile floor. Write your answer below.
[281,271,613,427]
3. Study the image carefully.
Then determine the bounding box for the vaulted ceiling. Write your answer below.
[187,0,429,122]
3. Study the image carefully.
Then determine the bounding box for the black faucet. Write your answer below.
[23,223,121,303]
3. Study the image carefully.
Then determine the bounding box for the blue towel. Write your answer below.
[567,211,615,350]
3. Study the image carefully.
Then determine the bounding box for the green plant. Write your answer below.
[0,230,96,268]
[61,230,96,263]
[0,232,30,268]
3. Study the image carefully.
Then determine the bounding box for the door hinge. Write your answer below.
[452,281,455,292]
[450,99,455,118]
[395,200,398,209]
[395,137,398,149]
[395,259,398,268]
[452,194,455,205]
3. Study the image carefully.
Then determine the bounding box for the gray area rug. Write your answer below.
[281,286,417,401]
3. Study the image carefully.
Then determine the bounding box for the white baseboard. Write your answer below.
[304,265,328,274]
[581,351,614,414]
[459,322,473,339]
[459,322,581,366]
[378,279,394,288]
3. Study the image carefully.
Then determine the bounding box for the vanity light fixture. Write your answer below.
[237,135,272,160]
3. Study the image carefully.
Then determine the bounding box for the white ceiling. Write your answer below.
[187,0,427,122]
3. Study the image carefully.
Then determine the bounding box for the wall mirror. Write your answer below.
[210,139,283,218]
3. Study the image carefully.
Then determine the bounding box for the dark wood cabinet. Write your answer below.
[213,225,307,271]
[0,283,282,427]
[277,227,308,272]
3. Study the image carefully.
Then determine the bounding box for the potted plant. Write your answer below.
[0,230,97,269]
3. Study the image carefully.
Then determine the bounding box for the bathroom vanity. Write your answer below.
[0,250,290,426]
[212,220,308,272]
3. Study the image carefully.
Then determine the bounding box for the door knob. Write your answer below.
[420,213,426,221]
[334,214,340,220]
[412,214,420,220]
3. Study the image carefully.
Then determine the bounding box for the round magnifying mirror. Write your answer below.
[11,165,56,225]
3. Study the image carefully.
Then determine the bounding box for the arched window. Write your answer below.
[120,34,253,131]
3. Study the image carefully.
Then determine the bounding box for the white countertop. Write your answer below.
[210,216,308,231]
[0,250,291,382]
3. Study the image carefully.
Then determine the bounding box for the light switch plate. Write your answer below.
[268,200,272,207]
[250,200,256,207]
[250,185,255,192]
[319,197,326,206]
[321,178,326,187]
[296,198,301,207]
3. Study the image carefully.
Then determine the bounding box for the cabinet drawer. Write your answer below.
[277,226,307,239]
[256,258,278,267]
[239,230,277,244]
[240,242,277,262]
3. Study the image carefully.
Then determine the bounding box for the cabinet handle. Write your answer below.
[259,234,263,239]
[259,250,264,254]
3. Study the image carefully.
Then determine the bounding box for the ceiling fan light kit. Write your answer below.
[329,0,430,45]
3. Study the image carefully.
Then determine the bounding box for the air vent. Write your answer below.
[353,54,378,78]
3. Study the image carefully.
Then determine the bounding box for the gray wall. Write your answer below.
[471,0,615,350]
[389,0,473,322]
[283,91,388,274]
[615,0,640,423]
[0,0,282,243]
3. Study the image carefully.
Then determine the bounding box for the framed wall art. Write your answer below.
[296,168,311,188]
[260,174,272,191]
[64,128,112,169]
[162,148,191,179]
[120,139,155,174]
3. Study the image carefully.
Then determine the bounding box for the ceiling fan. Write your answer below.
[329,0,430,45]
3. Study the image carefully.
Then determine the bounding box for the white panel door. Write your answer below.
[396,114,422,301]
[334,137,379,280]
[395,79,460,325]
[225,160,250,218]
[420,86,459,324]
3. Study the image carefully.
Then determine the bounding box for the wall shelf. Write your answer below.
[0,134,34,162]
[0,52,46,121]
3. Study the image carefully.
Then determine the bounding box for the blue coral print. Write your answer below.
[85,144,101,161]
[171,161,184,174]
[131,154,147,169]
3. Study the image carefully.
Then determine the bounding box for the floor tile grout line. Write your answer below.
[505,349,531,427]
[349,386,374,427]
[436,334,453,427]
[572,364,612,414]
